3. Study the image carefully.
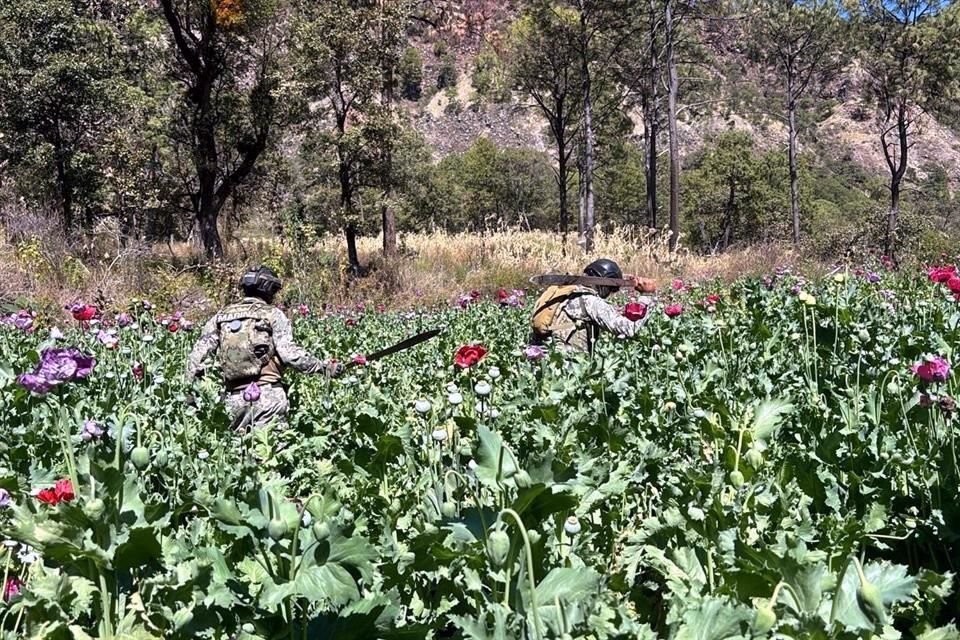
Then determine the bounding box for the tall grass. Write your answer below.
[1,225,815,316]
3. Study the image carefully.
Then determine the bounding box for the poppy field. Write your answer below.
[0,264,959,639]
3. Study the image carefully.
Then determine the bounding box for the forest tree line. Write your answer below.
[1,0,958,271]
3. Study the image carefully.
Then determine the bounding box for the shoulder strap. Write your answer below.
[533,286,591,317]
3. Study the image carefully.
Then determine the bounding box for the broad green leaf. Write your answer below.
[832,560,917,631]
[674,596,751,640]
[750,398,793,442]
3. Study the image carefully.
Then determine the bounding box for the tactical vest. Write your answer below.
[531,285,585,343]
[215,299,282,389]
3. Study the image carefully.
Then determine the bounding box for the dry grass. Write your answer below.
[1,225,816,317]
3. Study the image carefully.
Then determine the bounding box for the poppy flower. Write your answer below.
[297,304,310,317]
[36,487,60,505]
[928,265,956,283]
[17,348,95,395]
[71,304,97,322]
[55,479,74,502]
[705,294,721,305]
[664,304,683,318]
[168,322,180,333]
[672,279,686,291]
[96,330,118,349]
[116,312,133,328]
[454,344,488,369]
[81,419,104,442]
[523,345,547,361]
[912,356,950,383]
[624,302,647,321]
[242,382,261,403]
[132,363,144,381]
[3,576,22,603]
[948,276,960,295]
[351,354,368,366]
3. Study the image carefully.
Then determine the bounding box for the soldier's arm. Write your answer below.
[582,296,648,338]
[271,310,330,374]
[185,316,220,383]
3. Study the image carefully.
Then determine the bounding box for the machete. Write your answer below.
[345,328,442,369]
[529,274,636,288]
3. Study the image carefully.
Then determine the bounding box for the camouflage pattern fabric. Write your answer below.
[225,384,295,473]
[186,297,329,385]
[551,289,650,353]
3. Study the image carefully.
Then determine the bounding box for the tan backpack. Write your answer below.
[530,285,582,340]
[216,302,277,384]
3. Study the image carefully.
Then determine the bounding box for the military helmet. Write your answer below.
[584,258,623,281]
[240,265,282,299]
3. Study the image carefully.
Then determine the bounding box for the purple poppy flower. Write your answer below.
[865,271,881,283]
[243,382,261,403]
[96,330,118,349]
[116,312,133,328]
[0,489,11,509]
[524,345,547,361]
[17,372,55,395]
[81,419,104,442]
[39,350,79,381]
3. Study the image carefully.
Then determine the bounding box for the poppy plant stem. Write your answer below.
[498,509,543,640]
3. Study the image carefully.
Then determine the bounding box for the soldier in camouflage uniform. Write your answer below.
[531,258,657,354]
[185,266,342,457]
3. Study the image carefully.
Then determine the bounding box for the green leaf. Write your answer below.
[674,596,751,640]
[294,564,361,608]
[534,567,599,602]
[832,560,917,631]
[750,398,793,442]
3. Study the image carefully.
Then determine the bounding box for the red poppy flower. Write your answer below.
[928,265,956,283]
[36,488,60,505]
[55,478,75,502]
[454,344,488,369]
[168,322,180,333]
[132,363,144,380]
[352,354,368,365]
[624,302,647,321]
[664,304,684,318]
[705,294,721,305]
[470,290,481,301]
[671,279,686,291]
[71,305,97,322]
[496,288,509,302]
[948,276,960,295]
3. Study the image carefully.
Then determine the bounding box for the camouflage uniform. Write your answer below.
[186,297,332,437]
[541,286,649,353]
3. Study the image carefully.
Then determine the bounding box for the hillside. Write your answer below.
[402,4,960,192]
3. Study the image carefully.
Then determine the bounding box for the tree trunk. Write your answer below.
[580,8,596,253]
[345,224,360,275]
[666,0,680,251]
[787,75,800,245]
[380,5,397,259]
[882,101,909,258]
[645,0,659,229]
[557,139,570,244]
[577,155,586,242]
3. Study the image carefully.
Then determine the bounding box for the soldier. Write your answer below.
[530,258,657,354]
[185,266,343,439]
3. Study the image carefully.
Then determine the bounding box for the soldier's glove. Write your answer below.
[628,275,657,294]
[324,361,345,379]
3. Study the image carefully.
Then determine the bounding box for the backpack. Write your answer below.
[530,285,582,340]
[215,302,277,383]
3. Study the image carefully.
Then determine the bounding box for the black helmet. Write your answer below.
[584,258,623,280]
[240,266,282,299]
